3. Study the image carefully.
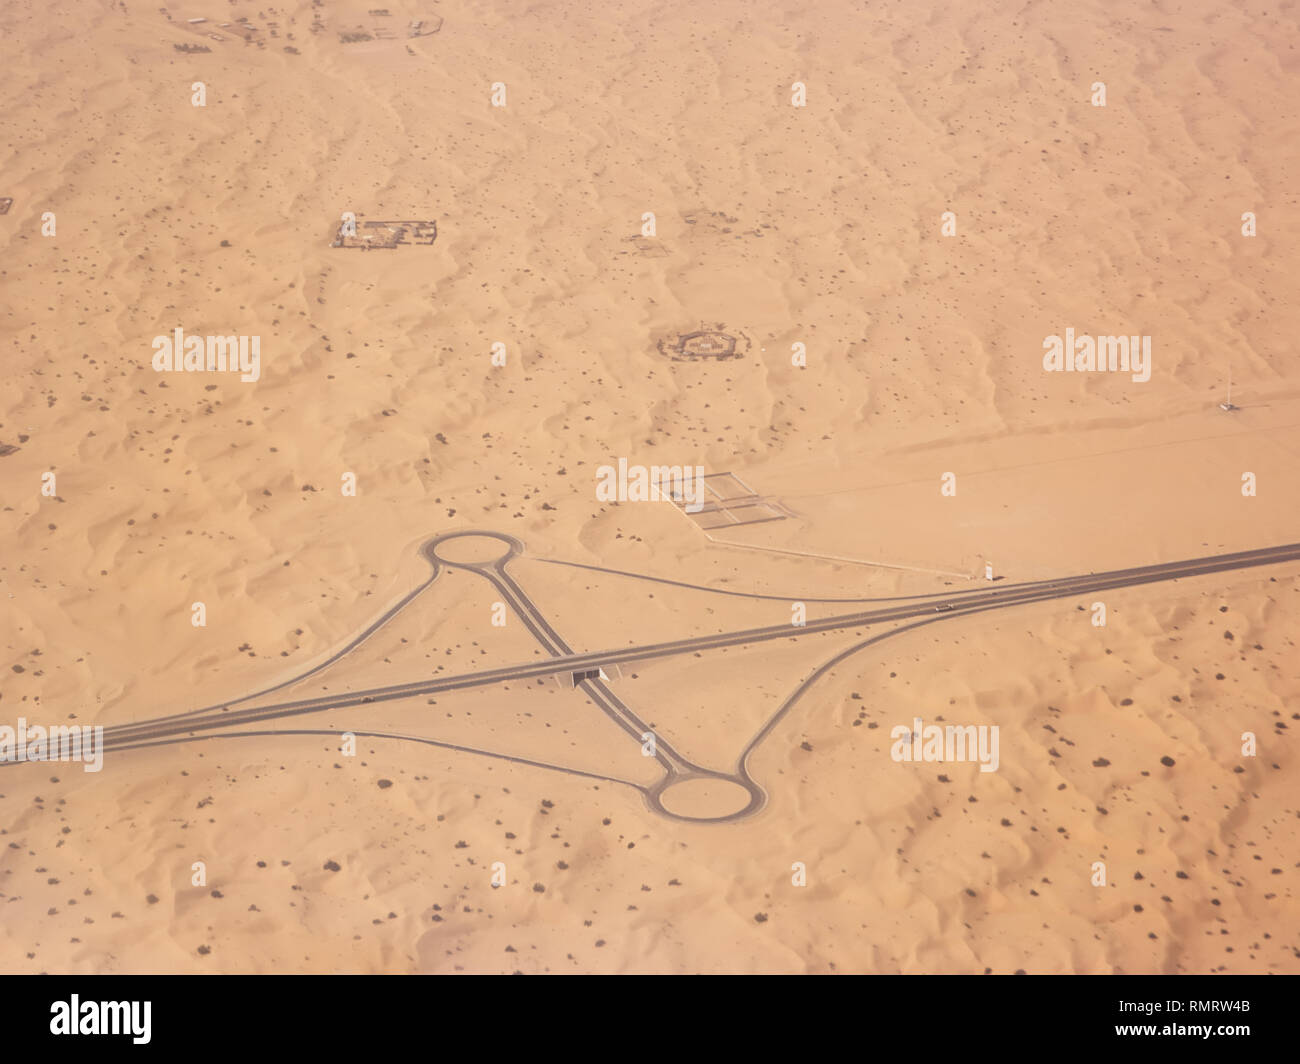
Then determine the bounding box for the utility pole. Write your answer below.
[1219,366,1238,412]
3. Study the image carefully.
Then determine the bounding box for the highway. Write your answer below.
[20,532,1300,822]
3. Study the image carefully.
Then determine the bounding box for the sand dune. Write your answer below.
[0,0,1296,973]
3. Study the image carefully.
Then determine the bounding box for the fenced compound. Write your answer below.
[330,218,438,249]
[657,327,749,361]
[161,11,265,45]
[341,13,443,40]
[668,471,791,530]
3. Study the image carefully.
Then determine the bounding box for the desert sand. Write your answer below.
[0,0,1297,973]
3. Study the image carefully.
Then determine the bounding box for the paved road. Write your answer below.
[31,533,1300,822]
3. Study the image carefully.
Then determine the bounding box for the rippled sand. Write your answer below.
[0,0,1297,973]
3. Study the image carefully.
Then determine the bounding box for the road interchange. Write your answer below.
[18,532,1300,822]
